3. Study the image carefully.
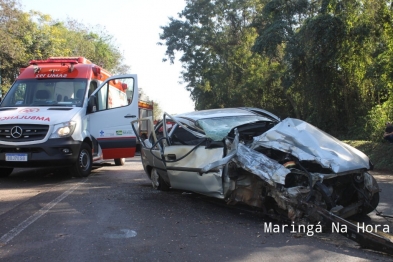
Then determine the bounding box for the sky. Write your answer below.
[21,0,195,115]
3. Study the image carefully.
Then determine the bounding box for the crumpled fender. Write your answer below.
[200,129,289,185]
[251,118,370,173]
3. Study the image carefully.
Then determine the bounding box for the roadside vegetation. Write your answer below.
[159,0,393,143]
[0,0,130,97]
[346,141,393,172]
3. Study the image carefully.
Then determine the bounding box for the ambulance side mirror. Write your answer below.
[87,95,97,114]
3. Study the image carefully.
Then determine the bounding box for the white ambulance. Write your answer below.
[0,57,138,177]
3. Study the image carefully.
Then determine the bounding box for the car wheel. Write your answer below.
[0,167,13,177]
[361,192,380,215]
[70,143,92,177]
[114,158,126,166]
[150,168,169,191]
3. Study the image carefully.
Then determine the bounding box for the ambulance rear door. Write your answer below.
[88,74,138,160]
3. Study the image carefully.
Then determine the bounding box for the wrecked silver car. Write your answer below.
[132,107,379,224]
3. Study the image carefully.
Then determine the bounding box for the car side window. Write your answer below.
[170,126,205,145]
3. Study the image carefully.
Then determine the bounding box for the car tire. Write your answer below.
[361,192,380,215]
[150,168,169,191]
[0,167,13,177]
[69,142,92,177]
[114,158,126,166]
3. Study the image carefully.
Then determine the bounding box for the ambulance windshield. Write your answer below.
[0,79,88,107]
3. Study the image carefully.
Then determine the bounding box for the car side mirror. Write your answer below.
[87,95,97,114]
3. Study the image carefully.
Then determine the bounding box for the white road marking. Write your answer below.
[0,179,87,247]
[104,229,137,239]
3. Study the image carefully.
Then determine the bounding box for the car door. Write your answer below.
[88,75,138,160]
[165,147,225,198]
[135,119,171,185]
[135,113,226,198]
[163,122,225,199]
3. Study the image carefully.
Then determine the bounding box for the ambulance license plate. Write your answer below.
[5,153,28,161]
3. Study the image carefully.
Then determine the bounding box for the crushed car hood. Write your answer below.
[251,118,370,173]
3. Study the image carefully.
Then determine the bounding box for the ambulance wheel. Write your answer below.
[70,143,92,177]
[114,158,125,166]
[0,167,13,177]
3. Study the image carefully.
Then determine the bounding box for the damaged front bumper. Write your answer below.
[201,120,379,224]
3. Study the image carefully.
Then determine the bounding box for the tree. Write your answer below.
[159,0,292,116]
[0,0,34,95]
[160,0,393,139]
[27,16,130,74]
[251,0,393,138]
[0,0,130,96]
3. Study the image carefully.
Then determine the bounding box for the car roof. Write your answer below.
[173,107,280,123]
[174,108,256,121]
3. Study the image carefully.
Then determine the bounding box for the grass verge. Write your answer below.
[344,141,393,172]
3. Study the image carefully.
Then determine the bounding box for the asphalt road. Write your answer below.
[0,158,393,262]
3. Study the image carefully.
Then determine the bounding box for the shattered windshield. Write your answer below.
[197,115,271,141]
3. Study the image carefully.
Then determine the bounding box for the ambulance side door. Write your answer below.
[88,75,138,159]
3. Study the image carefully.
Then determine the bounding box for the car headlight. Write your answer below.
[50,121,77,138]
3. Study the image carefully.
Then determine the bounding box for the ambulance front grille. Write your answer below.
[0,124,49,142]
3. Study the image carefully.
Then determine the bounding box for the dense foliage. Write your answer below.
[0,0,129,97]
[159,0,393,141]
